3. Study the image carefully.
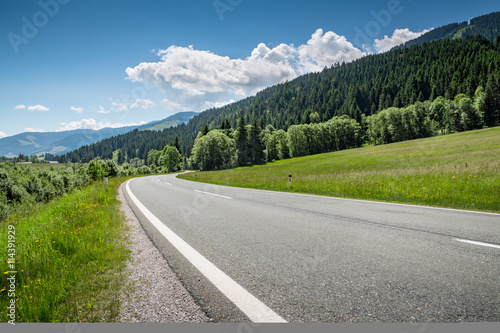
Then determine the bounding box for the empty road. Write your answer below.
[123,174,500,323]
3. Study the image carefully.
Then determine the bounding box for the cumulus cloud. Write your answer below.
[131,99,155,109]
[96,105,111,114]
[112,101,129,112]
[27,105,50,112]
[56,118,147,131]
[298,29,366,72]
[70,106,84,114]
[25,127,44,132]
[126,29,366,112]
[374,28,433,53]
[0,131,9,138]
[14,104,50,111]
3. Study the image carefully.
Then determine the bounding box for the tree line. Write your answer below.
[188,87,499,170]
[55,36,500,165]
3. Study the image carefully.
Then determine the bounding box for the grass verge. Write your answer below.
[179,127,500,213]
[1,177,131,322]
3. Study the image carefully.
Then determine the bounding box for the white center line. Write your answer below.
[125,180,284,323]
[164,182,173,186]
[195,190,232,199]
[455,239,500,250]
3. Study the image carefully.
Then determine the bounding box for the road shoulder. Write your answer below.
[117,180,210,323]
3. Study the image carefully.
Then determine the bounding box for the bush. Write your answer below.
[23,175,43,201]
[0,192,8,221]
[49,174,66,196]
[105,160,119,177]
[87,160,105,181]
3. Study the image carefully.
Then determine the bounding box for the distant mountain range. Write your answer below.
[0,111,197,158]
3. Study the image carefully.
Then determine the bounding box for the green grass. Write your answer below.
[179,127,500,213]
[0,177,131,322]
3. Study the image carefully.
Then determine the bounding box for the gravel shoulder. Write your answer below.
[117,181,211,323]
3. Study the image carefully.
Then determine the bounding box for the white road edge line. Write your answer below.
[455,238,500,250]
[125,179,286,323]
[195,189,232,199]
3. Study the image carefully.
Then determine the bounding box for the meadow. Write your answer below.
[0,177,131,322]
[179,127,500,213]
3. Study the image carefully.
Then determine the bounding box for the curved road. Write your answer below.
[123,174,500,323]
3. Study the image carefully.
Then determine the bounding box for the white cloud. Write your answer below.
[202,99,236,110]
[131,98,155,109]
[298,29,366,73]
[25,127,44,132]
[160,98,193,112]
[56,118,147,131]
[0,131,9,138]
[112,101,129,112]
[374,28,433,53]
[27,104,50,112]
[70,106,84,114]
[96,105,111,114]
[14,104,51,111]
[126,29,366,112]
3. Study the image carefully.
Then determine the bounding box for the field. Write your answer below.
[25,163,68,169]
[179,127,500,213]
[0,177,131,322]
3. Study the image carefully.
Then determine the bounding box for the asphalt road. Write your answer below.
[123,174,500,323]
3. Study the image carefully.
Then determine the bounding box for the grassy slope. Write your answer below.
[179,127,500,213]
[0,177,131,322]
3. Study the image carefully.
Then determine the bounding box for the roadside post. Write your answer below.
[289,174,292,188]
[104,174,109,191]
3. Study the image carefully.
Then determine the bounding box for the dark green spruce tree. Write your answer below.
[248,120,266,165]
[235,116,249,166]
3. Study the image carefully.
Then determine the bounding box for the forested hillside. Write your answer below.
[402,11,500,48]
[56,35,500,163]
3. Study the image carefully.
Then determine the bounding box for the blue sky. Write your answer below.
[1,0,499,137]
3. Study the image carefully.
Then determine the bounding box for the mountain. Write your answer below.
[0,111,196,158]
[57,29,500,163]
[0,126,142,158]
[400,11,500,49]
[143,111,198,131]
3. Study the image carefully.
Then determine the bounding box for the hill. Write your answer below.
[401,11,500,48]
[179,127,500,213]
[144,111,198,131]
[56,32,500,163]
